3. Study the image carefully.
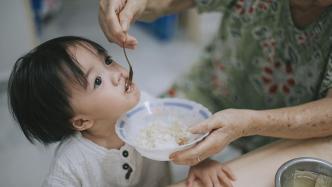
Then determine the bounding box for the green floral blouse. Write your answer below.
[164,0,332,151]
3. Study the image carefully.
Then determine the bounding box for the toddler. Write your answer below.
[8,36,235,187]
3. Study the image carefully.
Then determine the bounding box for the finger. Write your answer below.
[170,131,227,165]
[99,0,108,12]
[99,9,113,41]
[170,146,201,165]
[125,34,138,46]
[218,170,233,187]
[99,10,125,46]
[104,4,127,44]
[123,43,136,49]
[189,115,221,134]
[222,166,236,181]
[171,155,199,166]
[118,2,136,32]
[189,120,210,134]
[222,178,233,187]
[121,36,137,49]
[186,173,195,187]
[201,175,213,187]
[211,174,222,187]
[122,40,136,49]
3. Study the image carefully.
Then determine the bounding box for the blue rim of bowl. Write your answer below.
[115,98,211,151]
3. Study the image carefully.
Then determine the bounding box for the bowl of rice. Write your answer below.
[115,98,211,161]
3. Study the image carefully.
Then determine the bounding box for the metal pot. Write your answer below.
[275,157,332,187]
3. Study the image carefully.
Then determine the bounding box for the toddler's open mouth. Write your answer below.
[125,79,134,93]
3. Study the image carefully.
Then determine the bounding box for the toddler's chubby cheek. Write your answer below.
[133,95,141,106]
[128,91,140,108]
[136,90,141,100]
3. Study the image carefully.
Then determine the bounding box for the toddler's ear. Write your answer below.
[71,116,94,131]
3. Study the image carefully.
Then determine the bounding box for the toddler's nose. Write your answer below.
[111,71,123,86]
[119,66,129,78]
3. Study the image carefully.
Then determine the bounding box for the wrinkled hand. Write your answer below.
[99,0,147,48]
[187,159,236,187]
[170,109,256,165]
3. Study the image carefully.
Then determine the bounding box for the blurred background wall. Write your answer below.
[0,0,240,186]
[0,0,37,81]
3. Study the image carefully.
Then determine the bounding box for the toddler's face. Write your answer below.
[68,43,140,125]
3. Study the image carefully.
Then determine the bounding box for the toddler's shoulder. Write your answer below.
[52,134,86,166]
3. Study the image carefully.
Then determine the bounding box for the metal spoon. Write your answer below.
[123,42,133,92]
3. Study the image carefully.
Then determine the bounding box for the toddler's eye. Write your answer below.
[105,56,113,65]
[94,76,102,89]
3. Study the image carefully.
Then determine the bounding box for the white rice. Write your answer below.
[135,120,192,149]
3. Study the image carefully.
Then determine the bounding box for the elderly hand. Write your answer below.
[99,0,148,48]
[170,109,257,165]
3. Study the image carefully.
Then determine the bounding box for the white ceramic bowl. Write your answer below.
[115,98,211,161]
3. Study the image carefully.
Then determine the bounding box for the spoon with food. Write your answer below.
[123,40,133,92]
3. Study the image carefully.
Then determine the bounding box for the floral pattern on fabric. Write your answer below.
[162,0,332,151]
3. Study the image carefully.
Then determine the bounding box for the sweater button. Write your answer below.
[122,163,129,170]
[122,150,129,157]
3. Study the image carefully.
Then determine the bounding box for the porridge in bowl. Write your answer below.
[135,120,192,149]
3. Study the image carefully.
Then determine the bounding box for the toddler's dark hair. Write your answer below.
[8,36,108,145]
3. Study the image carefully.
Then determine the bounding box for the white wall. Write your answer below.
[0,0,37,81]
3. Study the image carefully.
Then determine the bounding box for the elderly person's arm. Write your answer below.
[170,136,332,187]
[98,0,194,47]
[170,90,332,165]
[137,0,195,22]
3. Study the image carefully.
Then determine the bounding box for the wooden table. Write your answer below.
[169,136,332,187]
